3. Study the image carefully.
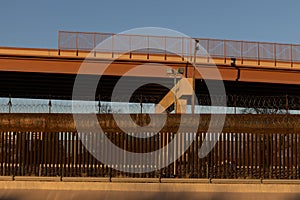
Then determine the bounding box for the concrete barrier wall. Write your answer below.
[1,178,300,200]
[1,177,300,193]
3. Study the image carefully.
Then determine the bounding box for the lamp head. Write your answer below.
[231,57,236,66]
[166,68,174,75]
[195,39,200,51]
[177,68,184,75]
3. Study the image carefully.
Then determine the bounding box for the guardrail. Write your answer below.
[59,31,300,63]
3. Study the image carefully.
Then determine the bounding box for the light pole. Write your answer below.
[166,68,184,113]
[192,39,199,114]
[167,67,184,176]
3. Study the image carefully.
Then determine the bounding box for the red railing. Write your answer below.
[58,31,300,63]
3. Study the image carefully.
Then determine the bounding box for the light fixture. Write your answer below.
[166,68,184,76]
[195,39,200,51]
[231,57,236,66]
[177,68,184,75]
[166,68,174,75]
[165,67,185,114]
[192,39,200,114]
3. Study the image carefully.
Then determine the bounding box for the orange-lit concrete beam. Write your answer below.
[1,47,300,85]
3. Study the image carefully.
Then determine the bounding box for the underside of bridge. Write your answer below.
[1,70,300,109]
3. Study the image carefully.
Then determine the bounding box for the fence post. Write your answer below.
[224,40,226,63]
[112,33,114,58]
[76,32,79,56]
[58,32,61,56]
[207,39,210,63]
[147,35,150,60]
[234,94,237,114]
[291,44,293,68]
[48,97,52,114]
[129,35,132,59]
[164,36,167,60]
[98,95,101,114]
[286,95,289,114]
[241,41,244,64]
[190,38,193,62]
[140,95,143,115]
[274,43,277,67]
[93,33,96,57]
[258,42,260,65]
[181,36,184,61]
[8,95,12,113]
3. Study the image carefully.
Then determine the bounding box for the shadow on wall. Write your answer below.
[1,190,300,200]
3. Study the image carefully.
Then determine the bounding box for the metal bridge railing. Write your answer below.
[58,31,300,63]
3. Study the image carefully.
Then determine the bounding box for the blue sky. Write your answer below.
[1,0,300,48]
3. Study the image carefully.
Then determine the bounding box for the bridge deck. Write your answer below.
[1,35,300,101]
[1,46,300,84]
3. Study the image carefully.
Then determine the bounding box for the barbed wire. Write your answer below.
[0,94,298,114]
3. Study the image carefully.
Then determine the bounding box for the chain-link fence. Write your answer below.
[0,95,299,114]
[59,31,300,63]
